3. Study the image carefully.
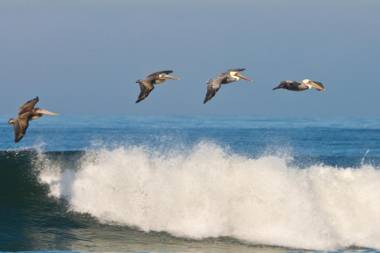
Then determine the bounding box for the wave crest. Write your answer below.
[36,142,380,250]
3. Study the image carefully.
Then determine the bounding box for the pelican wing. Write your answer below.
[310,80,325,91]
[273,80,296,90]
[19,97,39,115]
[286,81,303,90]
[227,68,246,73]
[136,80,155,103]
[147,70,173,78]
[203,78,223,104]
[13,113,31,143]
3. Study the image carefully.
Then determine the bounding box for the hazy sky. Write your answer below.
[0,0,379,117]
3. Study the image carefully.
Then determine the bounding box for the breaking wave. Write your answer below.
[35,142,380,250]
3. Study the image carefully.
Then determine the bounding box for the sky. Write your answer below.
[0,0,379,117]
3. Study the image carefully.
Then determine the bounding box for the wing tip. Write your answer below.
[15,135,23,143]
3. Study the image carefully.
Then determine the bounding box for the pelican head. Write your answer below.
[302,79,313,89]
[302,79,325,91]
[230,71,251,82]
[159,73,180,80]
[8,118,15,125]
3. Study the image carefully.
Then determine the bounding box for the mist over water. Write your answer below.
[37,142,380,250]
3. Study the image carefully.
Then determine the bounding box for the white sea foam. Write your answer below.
[37,142,380,250]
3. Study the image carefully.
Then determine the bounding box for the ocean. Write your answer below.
[0,116,380,252]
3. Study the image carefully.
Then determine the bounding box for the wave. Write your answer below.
[29,141,380,250]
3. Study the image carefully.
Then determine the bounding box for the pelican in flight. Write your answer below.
[135,70,179,103]
[8,97,58,143]
[272,79,325,92]
[203,68,252,104]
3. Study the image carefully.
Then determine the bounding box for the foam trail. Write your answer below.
[37,142,380,250]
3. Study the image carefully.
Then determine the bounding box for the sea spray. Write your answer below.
[36,142,380,250]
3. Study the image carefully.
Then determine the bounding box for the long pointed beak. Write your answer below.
[311,81,325,91]
[312,85,325,91]
[272,85,281,90]
[315,85,325,91]
[165,74,180,80]
[36,109,59,116]
[237,73,251,81]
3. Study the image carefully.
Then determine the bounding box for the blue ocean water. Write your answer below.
[0,116,380,252]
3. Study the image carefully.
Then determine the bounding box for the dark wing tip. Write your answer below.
[28,96,39,103]
[31,96,39,104]
[15,134,23,143]
[229,68,246,72]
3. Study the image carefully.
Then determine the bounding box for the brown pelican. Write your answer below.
[273,79,325,92]
[203,68,252,104]
[135,70,179,103]
[8,97,58,143]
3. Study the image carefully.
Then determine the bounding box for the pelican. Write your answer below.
[273,79,325,92]
[135,70,179,103]
[203,68,252,104]
[8,97,58,143]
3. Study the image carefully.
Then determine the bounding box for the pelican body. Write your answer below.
[8,97,58,143]
[273,79,325,92]
[135,70,179,103]
[203,68,252,104]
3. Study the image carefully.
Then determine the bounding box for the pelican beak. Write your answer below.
[316,85,325,91]
[311,82,325,91]
[36,109,59,116]
[45,111,59,116]
[165,74,180,80]
[237,73,251,81]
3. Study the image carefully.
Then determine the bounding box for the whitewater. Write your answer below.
[36,141,380,251]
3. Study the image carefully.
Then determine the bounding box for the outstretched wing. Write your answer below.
[203,77,223,104]
[147,70,173,79]
[136,80,155,103]
[13,113,31,143]
[227,68,245,73]
[19,97,39,115]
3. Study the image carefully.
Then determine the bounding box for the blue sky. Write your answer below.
[0,0,379,117]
